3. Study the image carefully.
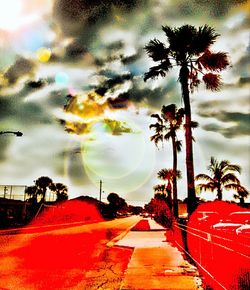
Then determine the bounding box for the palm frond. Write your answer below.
[198,49,229,71]
[196,182,216,192]
[221,173,240,185]
[226,164,241,174]
[191,121,199,128]
[195,173,213,182]
[164,131,172,141]
[144,39,169,62]
[224,184,249,198]
[150,113,163,124]
[202,73,222,91]
[150,134,163,147]
[176,140,182,152]
[192,25,219,55]
[144,65,167,81]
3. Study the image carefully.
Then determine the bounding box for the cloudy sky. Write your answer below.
[0,0,249,205]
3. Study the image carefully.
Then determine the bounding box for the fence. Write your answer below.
[0,185,27,201]
[173,221,250,289]
[0,185,57,202]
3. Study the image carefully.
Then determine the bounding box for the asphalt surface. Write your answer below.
[0,216,141,290]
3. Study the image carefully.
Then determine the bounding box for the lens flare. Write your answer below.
[36,47,51,62]
[55,72,69,85]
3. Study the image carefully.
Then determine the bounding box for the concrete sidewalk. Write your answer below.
[115,218,202,290]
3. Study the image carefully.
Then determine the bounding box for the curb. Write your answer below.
[106,219,141,247]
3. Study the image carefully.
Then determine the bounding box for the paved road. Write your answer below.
[0,216,141,290]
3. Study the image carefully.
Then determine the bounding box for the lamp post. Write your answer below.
[0,131,23,137]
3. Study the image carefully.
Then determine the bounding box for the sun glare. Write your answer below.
[0,0,23,31]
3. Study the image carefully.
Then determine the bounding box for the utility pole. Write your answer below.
[99,180,102,202]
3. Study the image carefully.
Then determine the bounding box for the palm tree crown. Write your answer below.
[195,157,245,201]
[144,24,229,91]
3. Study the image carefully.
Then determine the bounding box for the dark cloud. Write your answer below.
[64,41,88,60]
[2,57,36,86]
[200,111,250,138]
[192,0,247,17]
[26,79,47,89]
[53,0,146,37]
[121,51,143,65]
[107,94,129,109]
[94,73,132,96]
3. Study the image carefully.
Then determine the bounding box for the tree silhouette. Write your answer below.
[107,192,127,218]
[153,184,167,195]
[25,186,38,204]
[233,186,249,205]
[157,168,182,213]
[195,157,248,201]
[35,176,53,203]
[49,183,69,202]
[150,104,184,217]
[144,24,229,214]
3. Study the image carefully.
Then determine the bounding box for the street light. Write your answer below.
[0,131,23,137]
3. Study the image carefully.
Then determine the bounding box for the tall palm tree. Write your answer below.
[144,25,229,214]
[157,168,182,212]
[195,157,245,201]
[49,183,69,202]
[35,176,53,203]
[150,104,184,217]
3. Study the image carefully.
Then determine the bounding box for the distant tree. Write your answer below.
[35,176,53,203]
[144,24,229,214]
[107,193,127,218]
[233,186,249,205]
[157,168,182,212]
[150,104,184,218]
[49,183,69,202]
[25,186,38,204]
[153,184,166,195]
[196,157,247,201]
[145,196,173,229]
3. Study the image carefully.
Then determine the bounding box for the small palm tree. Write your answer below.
[144,24,229,214]
[158,168,182,212]
[195,157,245,201]
[233,186,249,205]
[150,104,184,218]
[25,186,38,204]
[35,176,53,203]
[153,184,167,195]
[49,183,69,202]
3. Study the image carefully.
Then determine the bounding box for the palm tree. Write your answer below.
[35,176,53,203]
[157,168,182,212]
[150,104,184,218]
[49,183,69,202]
[25,185,38,204]
[153,184,167,195]
[144,24,229,214]
[195,157,245,201]
[233,186,249,205]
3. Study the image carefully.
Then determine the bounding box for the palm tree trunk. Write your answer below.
[180,65,197,215]
[172,136,179,218]
[217,187,222,201]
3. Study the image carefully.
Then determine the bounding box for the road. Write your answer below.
[0,215,141,290]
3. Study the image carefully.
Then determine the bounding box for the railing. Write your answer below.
[173,221,250,289]
[0,185,27,201]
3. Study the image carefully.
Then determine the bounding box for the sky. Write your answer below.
[0,0,249,205]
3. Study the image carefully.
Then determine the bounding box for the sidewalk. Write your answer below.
[115,218,202,290]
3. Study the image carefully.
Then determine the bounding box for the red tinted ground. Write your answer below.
[0,201,136,290]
